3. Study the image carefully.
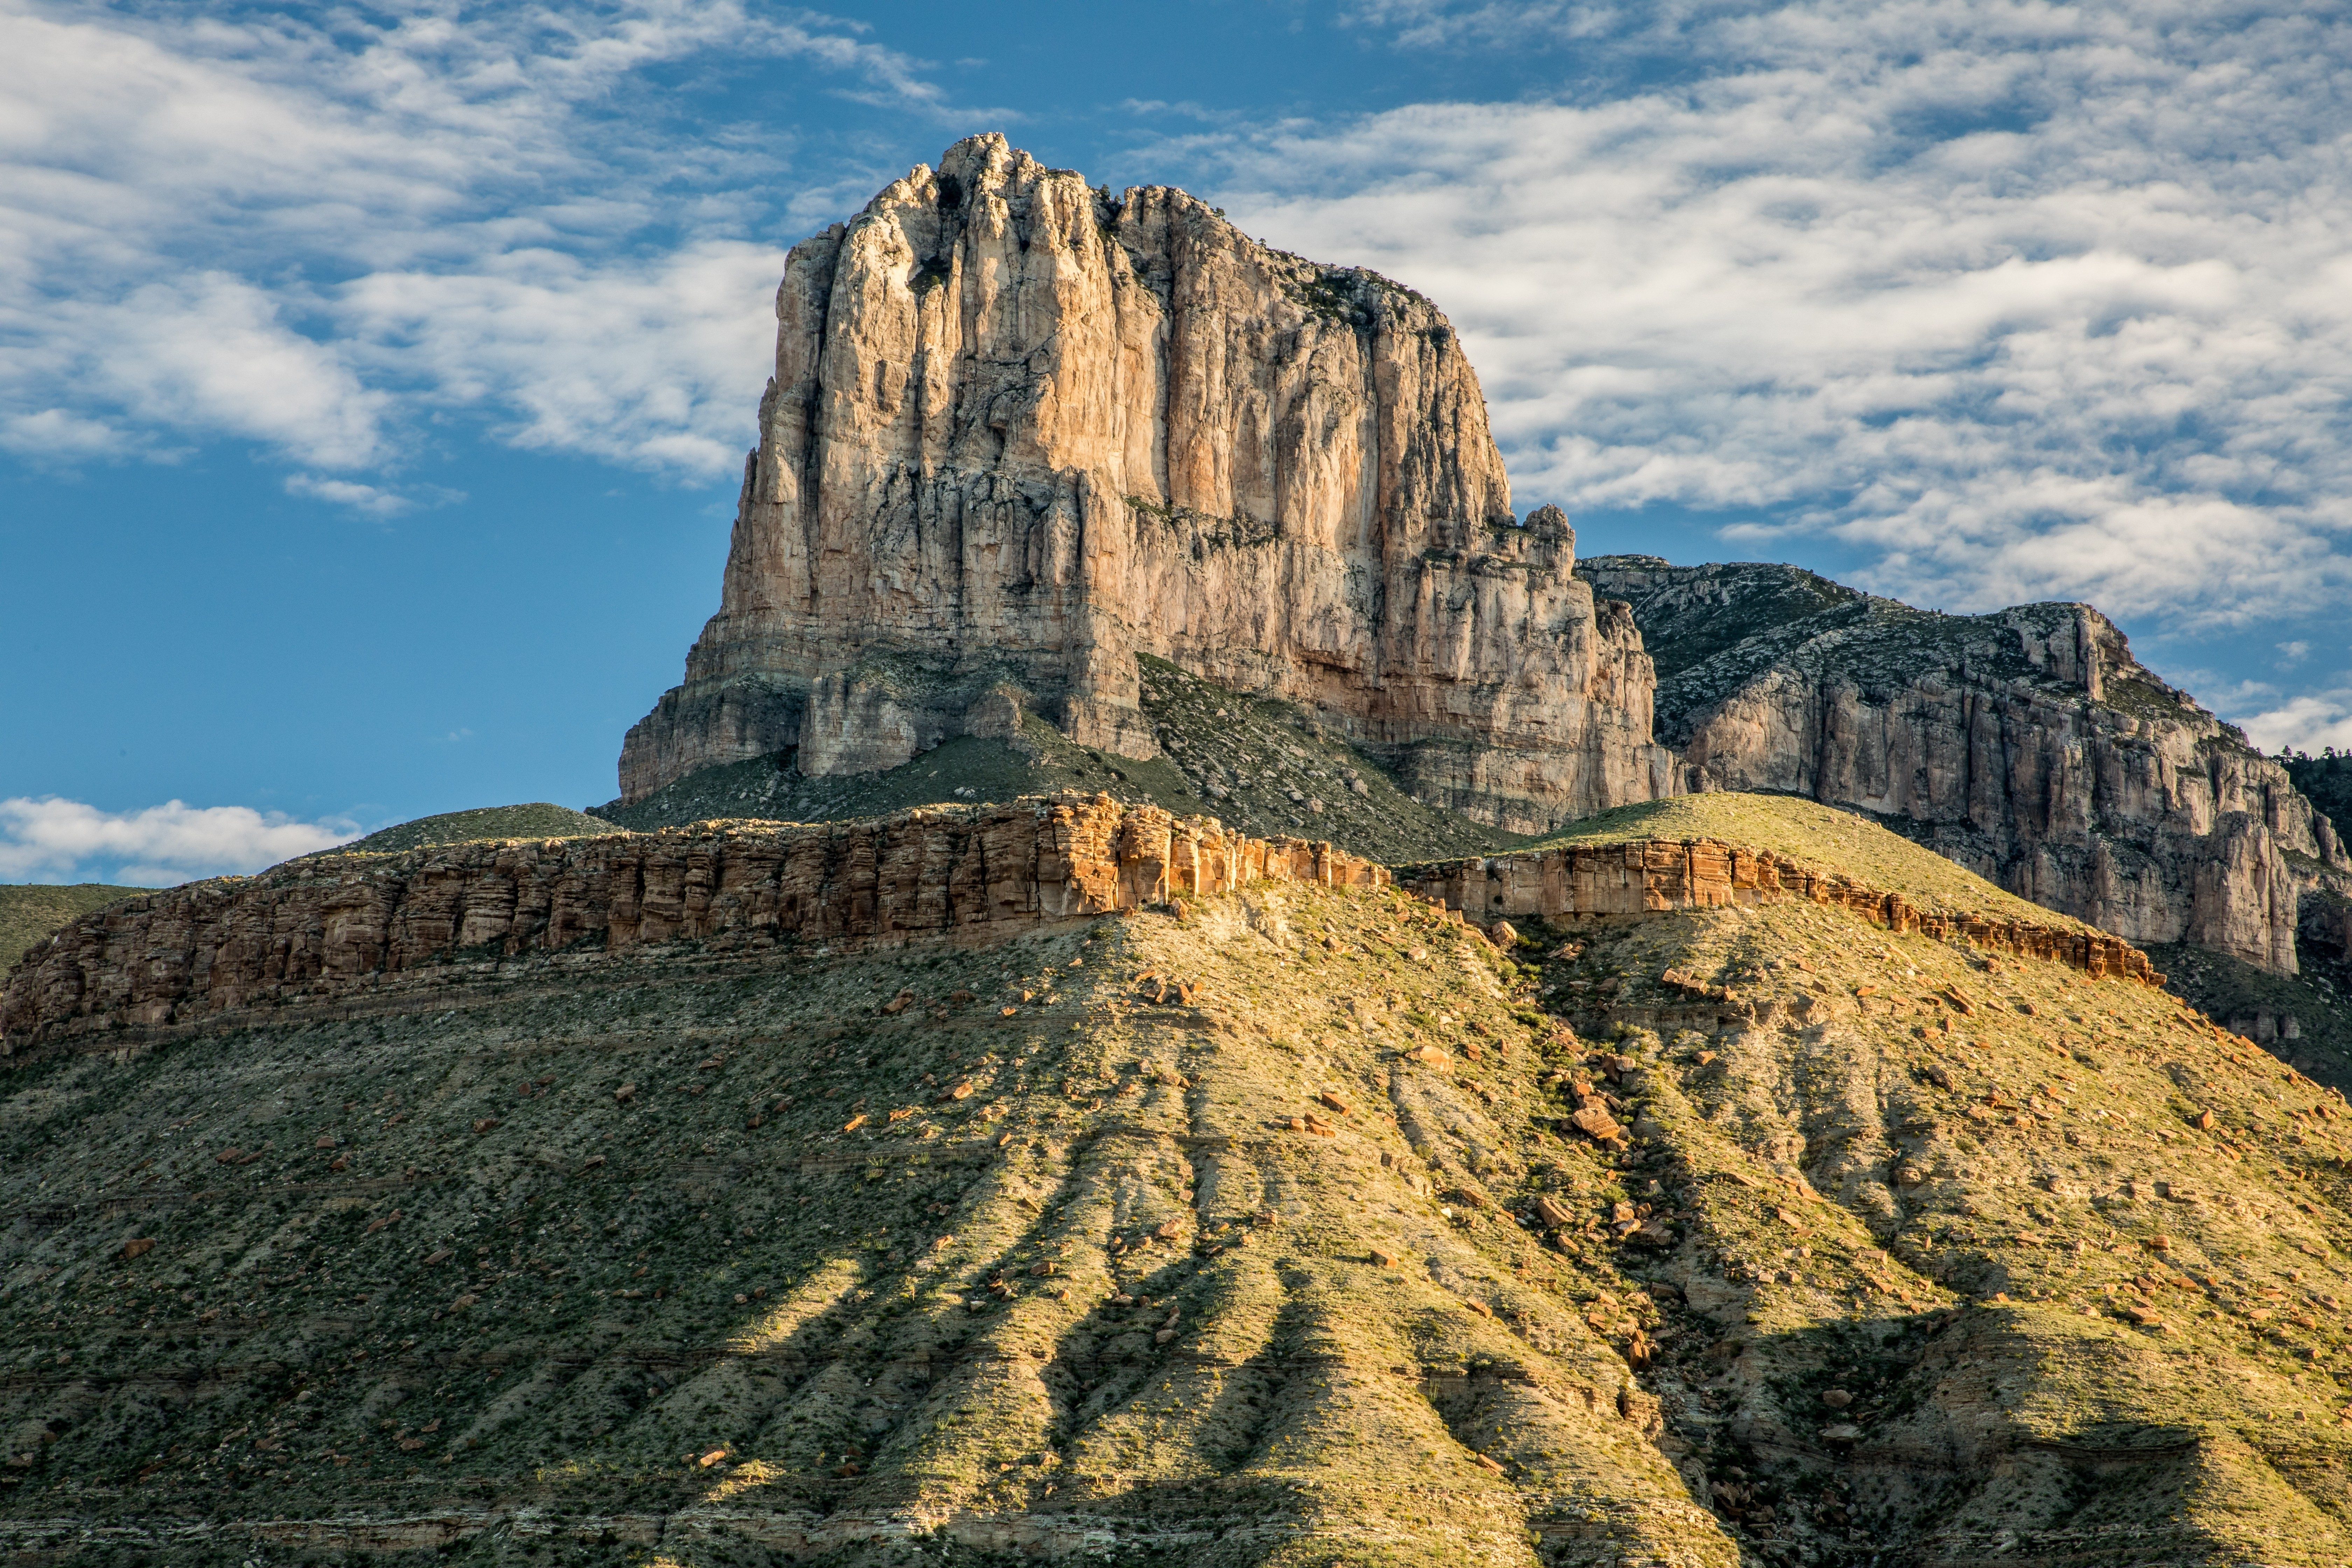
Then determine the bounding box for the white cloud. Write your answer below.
[336,239,787,473]
[0,797,357,886]
[0,0,962,480]
[0,406,120,459]
[282,472,412,517]
[1188,0,2352,639]
[86,274,390,467]
[2238,690,2352,757]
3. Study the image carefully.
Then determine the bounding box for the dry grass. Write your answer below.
[0,883,139,972]
[1531,792,2100,928]
[0,806,2349,1563]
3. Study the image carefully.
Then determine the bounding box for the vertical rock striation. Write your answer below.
[1580,557,2352,975]
[620,134,1670,835]
[0,796,1385,1048]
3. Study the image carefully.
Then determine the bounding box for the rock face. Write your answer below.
[0,796,1383,1048]
[1580,557,2352,974]
[621,134,1670,835]
[1399,835,2162,988]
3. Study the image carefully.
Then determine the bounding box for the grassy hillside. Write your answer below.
[1521,792,2096,928]
[0,883,140,970]
[2,805,2351,1562]
[343,803,619,854]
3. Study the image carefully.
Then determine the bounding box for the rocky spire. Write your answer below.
[618,134,1672,833]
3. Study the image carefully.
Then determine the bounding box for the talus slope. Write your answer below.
[0,797,2350,1566]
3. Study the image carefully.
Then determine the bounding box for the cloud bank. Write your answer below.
[1203,0,2352,643]
[0,798,358,887]
[0,0,953,496]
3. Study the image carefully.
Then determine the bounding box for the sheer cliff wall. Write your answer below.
[620,134,1670,836]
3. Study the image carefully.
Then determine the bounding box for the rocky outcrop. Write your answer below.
[1580,557,2352,974]
[0,796,1383,1048]
[621,134,1670,835]
[1399,835,2162,987]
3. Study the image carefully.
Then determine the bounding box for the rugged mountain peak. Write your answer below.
[1580,557,2352,976]
[621,134,1671,835]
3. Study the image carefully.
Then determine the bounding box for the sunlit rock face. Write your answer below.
[620,133,1672,835]
[1581,556,2352,975]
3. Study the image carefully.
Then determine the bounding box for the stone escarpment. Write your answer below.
[1581,557,2352,975]
[0,796,1382,1049]
[621,133,1669,835]
[1400,836,2162,988]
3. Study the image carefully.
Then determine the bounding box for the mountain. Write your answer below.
[607,135,2352,1002]
[5,794,2352,1564]
[600,654,1522,865]
[1577,556,2352,979]
[618,132,1671,838]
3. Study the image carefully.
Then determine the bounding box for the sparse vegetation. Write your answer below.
[0,883,140,971]
[596,658,1519,864]
[344,803,617,854]
[4,800,2352,1561]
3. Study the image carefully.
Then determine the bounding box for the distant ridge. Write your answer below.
[340,802,617,855]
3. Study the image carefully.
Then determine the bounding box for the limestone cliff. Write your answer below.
[1580,556,2352,975]
[621,134,1670,835]
[0,796,1381,1049]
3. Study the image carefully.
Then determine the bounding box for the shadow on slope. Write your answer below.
[2153,940,2352,1095]
[593,656,1519,864]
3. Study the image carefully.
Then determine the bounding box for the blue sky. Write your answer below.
[7,0,2352,884]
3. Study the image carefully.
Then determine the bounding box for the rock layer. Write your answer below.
[0,796,1382,1049]
[1398,835,2163,988]
[1580,557,2352,975]
[621,134,1669,834]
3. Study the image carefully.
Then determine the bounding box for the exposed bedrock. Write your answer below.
[1580,557,2352,975]
[1398,835,2162,988]
[619,133,1671,835]
[0,796,1383,1049]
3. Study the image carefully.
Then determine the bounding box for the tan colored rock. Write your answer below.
[1399,835,2163,985]
[1,795,1385,1048]
[1582,557,2352,973]
[619,134,1671,834]
[1572,1105,1623,1141]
